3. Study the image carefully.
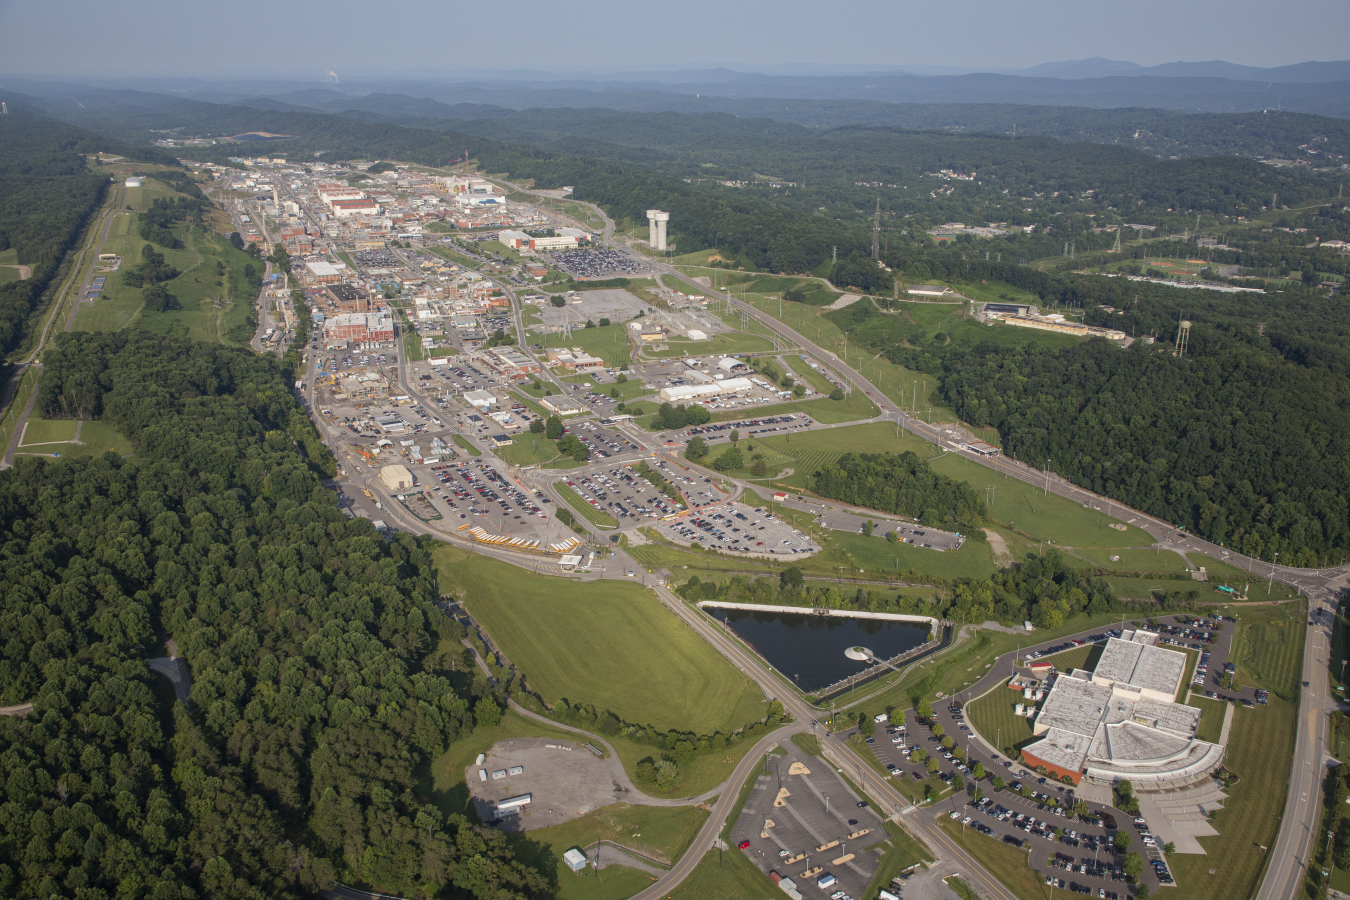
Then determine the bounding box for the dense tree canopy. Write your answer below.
[811,451,986,534]
[1,333,550,900]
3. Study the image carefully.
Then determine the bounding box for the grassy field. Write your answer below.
[508,802,707,899]
[541,323,633,368]
[557,482,620,528]
[641,332,778,359]
[435,548,766,735]
[1164,602,1304,900]
[522,802,706,866]
[496,431,584,469]
[560,374,654,403]
[749,421,1155,551]
[664,848,777,900]
[0,368,39,450]
[709,391,880,426]
[72,215,259,344]
[0,267,22,284]
[1231,604,1305,699]
[451,434,481,456]
[1191,697,1227,743]
[937,817,1047,900]
[966,688,1037,758]
[19,417,77,445]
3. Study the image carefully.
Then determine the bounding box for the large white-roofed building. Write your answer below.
[658,377,755,403]
[1017,631,1224,789]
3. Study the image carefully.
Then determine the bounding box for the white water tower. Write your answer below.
[646,209,669,251]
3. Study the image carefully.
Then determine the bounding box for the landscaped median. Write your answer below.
[557,482,619,529]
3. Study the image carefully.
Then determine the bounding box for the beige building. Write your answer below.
[380,465,414,491]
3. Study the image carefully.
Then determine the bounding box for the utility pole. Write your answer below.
[1268,552,1279,595]
[872,196,881,261]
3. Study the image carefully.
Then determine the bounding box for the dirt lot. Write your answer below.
[466,737,633,831]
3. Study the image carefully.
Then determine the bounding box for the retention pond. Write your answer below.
[705,606,931,692]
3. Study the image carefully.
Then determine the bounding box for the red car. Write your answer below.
[738,840,751,850]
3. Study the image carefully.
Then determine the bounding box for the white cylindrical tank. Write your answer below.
[654,210,670,250]
[647,210,659,247]
[1023,686,1034,700]
[1015,703,1025,716]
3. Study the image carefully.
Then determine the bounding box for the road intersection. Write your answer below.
[303,176,1348,900]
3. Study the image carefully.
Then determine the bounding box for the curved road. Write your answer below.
[313,174,1343,900]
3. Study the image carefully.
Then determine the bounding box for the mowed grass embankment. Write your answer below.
[435,548,766,735]
[1162,601,1304,900]
[556,482,619,528]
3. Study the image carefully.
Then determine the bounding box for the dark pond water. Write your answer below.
[710,608,930,691]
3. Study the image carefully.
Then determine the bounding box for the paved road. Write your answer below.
[307,175,1346,900]
[1256,574,1349,900]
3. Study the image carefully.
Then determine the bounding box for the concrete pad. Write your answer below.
[466,737,630,831]
[1135,782,1229,854]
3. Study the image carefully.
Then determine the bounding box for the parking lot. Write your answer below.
[729,744,888,900]
[546,247,642,278]
[560,461,688,521]
[850,707,1140,897]
[529,289,653,332]
[656,501,820,557]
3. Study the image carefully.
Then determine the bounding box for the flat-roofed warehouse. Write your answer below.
[658,377,755,403]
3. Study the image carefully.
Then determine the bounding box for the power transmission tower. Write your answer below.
[832,245,837,265]
[872,196,881,260]
[1112,226,1122,253]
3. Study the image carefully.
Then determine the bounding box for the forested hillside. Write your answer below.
[0,332,548,900]
[937,336,1350,566]
[0,105,177,357]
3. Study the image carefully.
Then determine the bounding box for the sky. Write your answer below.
[1,0,1347,78]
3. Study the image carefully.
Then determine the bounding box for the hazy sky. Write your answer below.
[1,0,1346,77]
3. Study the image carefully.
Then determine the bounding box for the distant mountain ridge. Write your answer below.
[1014,57,1350,83]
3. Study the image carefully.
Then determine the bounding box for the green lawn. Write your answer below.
[557,483,619,529]
[72,219,259,344]
[19,417,78,445]
[507,801,707,897]
[1191,697,1227,743]
[1167,692,1299,900]
[703,442,797,481]
[937,817,1047,900]
[1068,546,1193,574]
[523,802,705,867]
[496,431,583,469]
[0,267,22,284]
[709,391,879,426]
[966,689,1038,758]
[663,848,777,900]
[451,434,481,456]
[435,549,766,735]
[77,421,134,456]
[560,374,654,403]
[1231,604,1305,700]
[0,248,17,265]
[862,821,932,900]
[541,323,633,369]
